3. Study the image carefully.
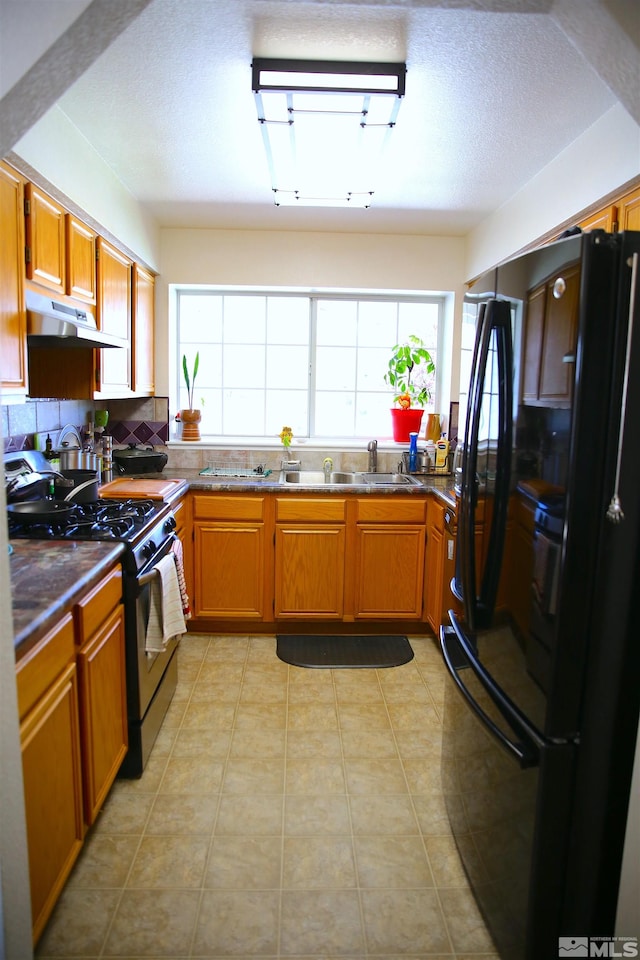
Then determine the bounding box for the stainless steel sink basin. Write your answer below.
[279,470,422,487]
[362,472,422,486]
[281,470,359,485]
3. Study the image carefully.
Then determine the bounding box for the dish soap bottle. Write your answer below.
[409,432,419,473]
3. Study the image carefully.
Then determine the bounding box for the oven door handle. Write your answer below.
[137,534,177,588]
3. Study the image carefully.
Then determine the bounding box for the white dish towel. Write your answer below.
[145,554,188,653]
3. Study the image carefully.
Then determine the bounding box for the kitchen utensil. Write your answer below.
[62,477,100,502]
[7,500,75,524]
[58,448,99,471]
[54,469,100,502]
[112,444,168,474]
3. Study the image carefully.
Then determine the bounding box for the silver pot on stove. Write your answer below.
[57,448,99,471]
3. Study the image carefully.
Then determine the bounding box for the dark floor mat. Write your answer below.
[276,634,413,669]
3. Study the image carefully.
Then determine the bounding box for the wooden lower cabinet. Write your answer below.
[76,602,127,824]
[17,566,126,945]
[192,495,267,618]
[275,525,346,618]
[17,615,84,945]
[188,491,451,627]
[274,497,346,618]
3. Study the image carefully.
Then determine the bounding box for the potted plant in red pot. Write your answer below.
[385,335,435,442]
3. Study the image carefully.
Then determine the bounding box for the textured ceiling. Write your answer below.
[11,0,634,235]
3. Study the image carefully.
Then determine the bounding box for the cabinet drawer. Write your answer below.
[275,497,347,522]
[74,567,122,642]
[356,498,426,524]
[193,495,265,521]
[16,613,75,719]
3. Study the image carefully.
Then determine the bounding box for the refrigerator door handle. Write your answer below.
[442,616,544,769]
[606,251,638,524]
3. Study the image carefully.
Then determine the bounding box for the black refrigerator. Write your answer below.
[440,229,640,959]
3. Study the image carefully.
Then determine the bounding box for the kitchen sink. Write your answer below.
[279,470,422,486]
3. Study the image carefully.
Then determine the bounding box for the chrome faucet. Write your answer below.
[323,457,333,481]
[367,439,378,473]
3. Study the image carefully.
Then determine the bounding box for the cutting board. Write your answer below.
[99,478,186,501]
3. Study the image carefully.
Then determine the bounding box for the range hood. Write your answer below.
[26,290,125,349]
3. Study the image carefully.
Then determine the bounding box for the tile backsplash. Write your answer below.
[1,397,169,453]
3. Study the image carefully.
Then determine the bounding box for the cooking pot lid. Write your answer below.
[114,445,163,458]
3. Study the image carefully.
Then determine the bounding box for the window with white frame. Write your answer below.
[176,290,443,439]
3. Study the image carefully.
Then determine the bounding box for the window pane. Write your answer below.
[180,294,223,342]
[224,344,265,389]
[316,346,356,391]
[223,297,266,343]
[267,297,309,344]
[356,346,388,391]
[266,390,309,438]
[357,301,397,346]
[266,345,309,389]
[315,392,355,436]
[317,300,357,345]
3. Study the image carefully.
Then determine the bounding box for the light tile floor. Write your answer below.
[35,633,499,959]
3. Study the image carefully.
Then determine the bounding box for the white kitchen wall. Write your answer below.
[465,102,640,280]
[155,228,466,404]
[11,106,160,271]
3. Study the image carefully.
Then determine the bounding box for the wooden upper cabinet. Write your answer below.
[96,236,131,396]
[619,185,640,232]
[579,204,617,233]
[132,264,155,395]
[24,183,66,293]
[66,215,96,303]
[0,161,28,393]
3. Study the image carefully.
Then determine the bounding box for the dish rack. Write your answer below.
[199,459,272,479]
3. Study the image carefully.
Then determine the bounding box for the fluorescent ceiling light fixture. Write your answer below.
[252,58,406,208]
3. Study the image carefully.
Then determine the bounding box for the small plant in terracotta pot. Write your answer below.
[181,352,201,441]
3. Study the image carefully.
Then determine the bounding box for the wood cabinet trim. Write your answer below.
[16,613,76,720]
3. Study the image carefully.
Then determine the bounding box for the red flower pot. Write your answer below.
[390,408,424,442]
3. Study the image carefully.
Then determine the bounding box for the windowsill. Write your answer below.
[166,436,410,453]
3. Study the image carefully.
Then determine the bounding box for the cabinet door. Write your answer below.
[194,522,265,618]
[0,162,27,393]
[77,605,127,825]
[132,264,155,395]
[619,186,640,231]
[24,183,66,293]
[425,518,445,632]
[355,524,425,618]
[66,215,96,303]
[579,204,617,233]
[96,236,131,396]
[275,525,345,618]
[538,264,580,403]
[21,661,84,944]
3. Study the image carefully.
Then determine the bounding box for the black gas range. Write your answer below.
[7,495,176,575]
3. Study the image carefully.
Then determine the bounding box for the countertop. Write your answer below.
[10,540,126,659]
[131,468,457,507]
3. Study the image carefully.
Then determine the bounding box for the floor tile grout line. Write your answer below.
[187,634,251,958]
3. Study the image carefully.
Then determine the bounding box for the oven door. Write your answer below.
[135,534,181,717]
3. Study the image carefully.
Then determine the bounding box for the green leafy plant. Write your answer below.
[182,352,200,411]
[384,335,435,407]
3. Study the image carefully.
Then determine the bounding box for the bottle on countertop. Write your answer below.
[44,434,54,459]
[409,432,419,473]
[435,435,450,472]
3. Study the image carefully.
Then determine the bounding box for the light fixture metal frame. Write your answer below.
[252,57,406,207]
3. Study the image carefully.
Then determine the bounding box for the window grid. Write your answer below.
[176,290,443,439]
